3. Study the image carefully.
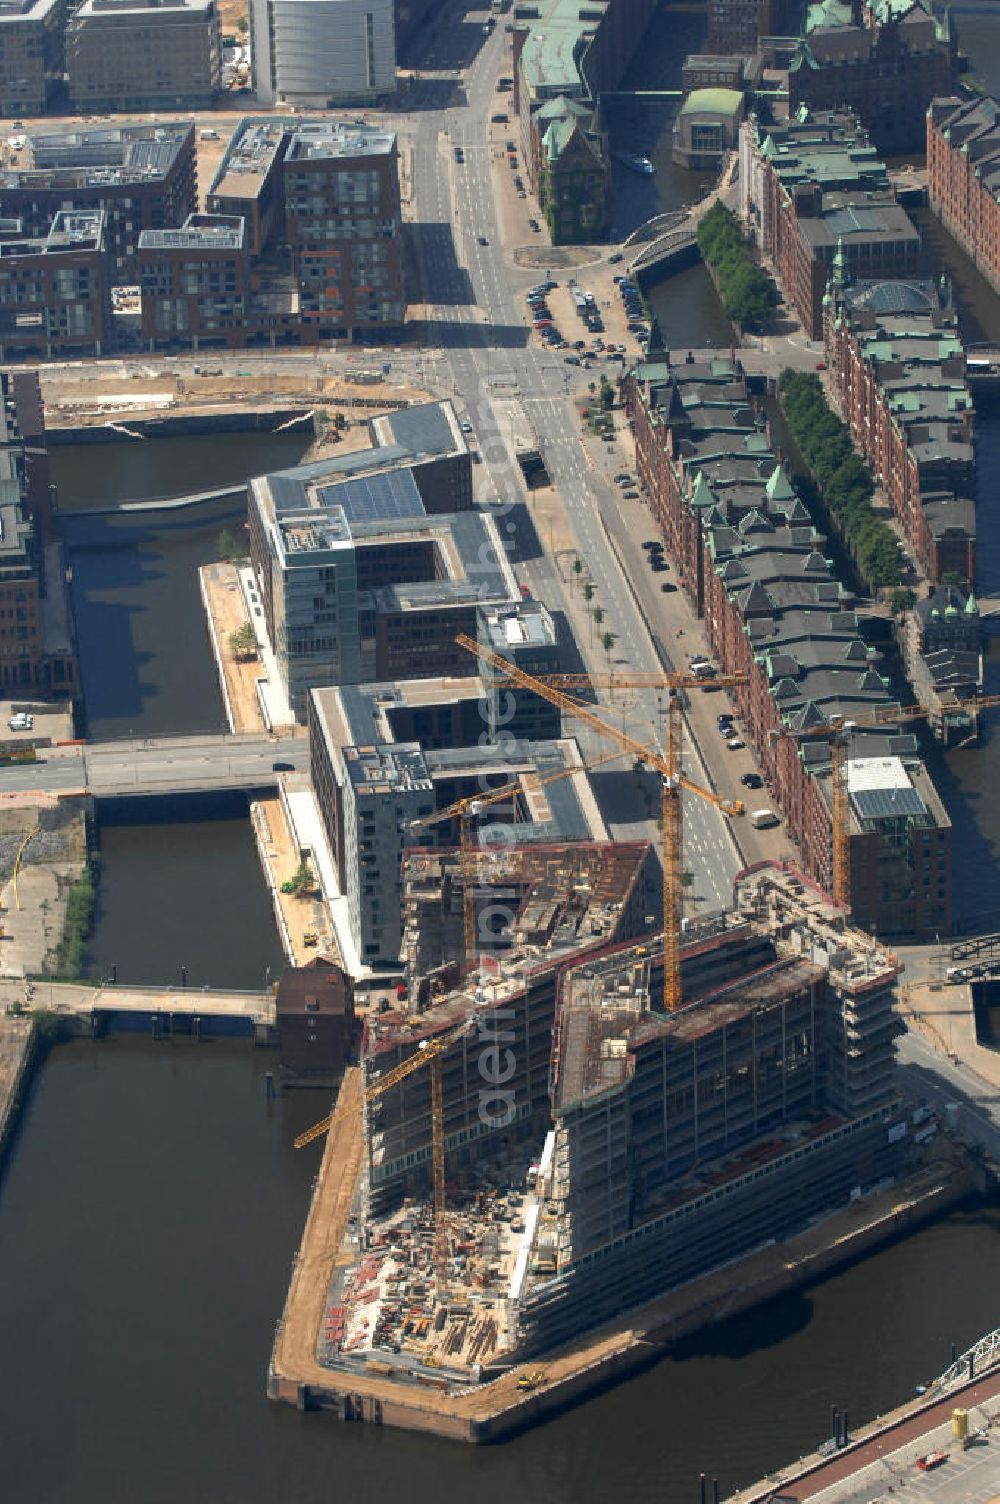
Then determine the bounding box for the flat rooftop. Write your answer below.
[0,122,192,190]
[139,213,245,252]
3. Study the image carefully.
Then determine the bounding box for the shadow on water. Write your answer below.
[87,791,286,990]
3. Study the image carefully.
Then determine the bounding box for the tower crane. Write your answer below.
[295,1020,473,1293]
[777,692,1000,914]
[455,633,746,1012]
[406,745,629,966]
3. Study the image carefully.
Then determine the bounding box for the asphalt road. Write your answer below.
[0,732,304,797]
[397,21,740,914]
[897,1026,1000,1160]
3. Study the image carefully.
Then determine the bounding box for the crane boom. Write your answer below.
[456,634,743,818]
[456,631,744,1011]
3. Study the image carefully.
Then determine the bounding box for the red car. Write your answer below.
[916,1452,948,1472]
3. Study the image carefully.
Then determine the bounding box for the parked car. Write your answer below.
[651,559,668,572]
[564,355,581,366]
[528,218,540,232]
[661,581,676,592]
[272,761,295,772]
[609,252,623,264]
[460,419,473,433]
[623,491,639,499]
[642,540,661,550]
[717,715,733,730]
[741,773,763,789]
[726,737,746,751]
[478,235,489,246]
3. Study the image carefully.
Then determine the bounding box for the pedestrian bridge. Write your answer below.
[0,730,305,800]
[2,978,277,1040]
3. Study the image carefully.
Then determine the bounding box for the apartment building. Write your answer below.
[360,840,649,1199]
[0,371,77,694]
[0,122,197,277]
[0,0,66,116]
[207,117,404,338]
[138,214,249,348]
[66,0,222,113]
[0,209,112,360]
[927,95,1000,298]
[739,108,920,337]
[824,272,976,585]
[625,352,952,938]
[249,0,395,106]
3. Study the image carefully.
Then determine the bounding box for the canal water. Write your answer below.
[2,18,996,1497]
[0,1033,996,1504]
[52,431,311,740]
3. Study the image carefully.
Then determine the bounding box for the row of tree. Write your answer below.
[777,369,901,591]
[696,203,779,330]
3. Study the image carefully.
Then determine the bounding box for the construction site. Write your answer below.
[269,831,963,1435]
[263,631,978,1437]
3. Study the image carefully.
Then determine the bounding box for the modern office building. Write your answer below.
[0,0,66,116]
[625,352,952,938]
[66,0,222,113]
[0,122,197,277]
[0,209,112,360]
[248,0,395,106]
[739,108,920,338]
[927,95,1000,299]
[308,675,589,968]
[824,272,976,586]
[247,401,509,717]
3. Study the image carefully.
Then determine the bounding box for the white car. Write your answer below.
[460,420,473,434]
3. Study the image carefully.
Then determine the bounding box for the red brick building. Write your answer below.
[824,274,976,584]
[927,94,1000,297]
[786,0,959,155]
[740,108,920,338]
[625,353,952,937]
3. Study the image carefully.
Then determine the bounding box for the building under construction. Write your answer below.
[317,859,915,1376]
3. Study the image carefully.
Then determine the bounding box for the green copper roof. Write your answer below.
[766,463,795,501]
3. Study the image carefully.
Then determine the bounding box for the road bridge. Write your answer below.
[0,731,305,800]
[1,978,276,1040]
[630,227,699,281]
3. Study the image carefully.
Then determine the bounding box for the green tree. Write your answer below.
[572,557,583,590]
[890,587,916,614]
[217,526,243,563]
[583,582,595,605]
[228,621,257,660]
[601,631,616,670]
[599,375,614,411]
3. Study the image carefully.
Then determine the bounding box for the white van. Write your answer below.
[750,808,778,829]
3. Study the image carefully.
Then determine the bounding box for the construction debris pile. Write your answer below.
[319,1175,537,1378]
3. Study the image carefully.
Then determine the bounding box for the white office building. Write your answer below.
[249,0,395,106]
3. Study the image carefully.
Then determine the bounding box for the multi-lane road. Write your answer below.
[395,20,741,913]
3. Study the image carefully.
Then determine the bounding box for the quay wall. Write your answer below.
[270,1159,972,1443]
[45,410,316,445]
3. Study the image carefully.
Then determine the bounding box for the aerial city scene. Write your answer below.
[2,0,1000,1498]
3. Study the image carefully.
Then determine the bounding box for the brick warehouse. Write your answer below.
[927,94,1000,299]
[625,352,952,939]
[824,271,976,586]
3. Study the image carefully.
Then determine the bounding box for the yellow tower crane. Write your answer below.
[778,692,1000,914]
[456,633,746,1012]
[294,1021,472,1292]
[405,745,629,966]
